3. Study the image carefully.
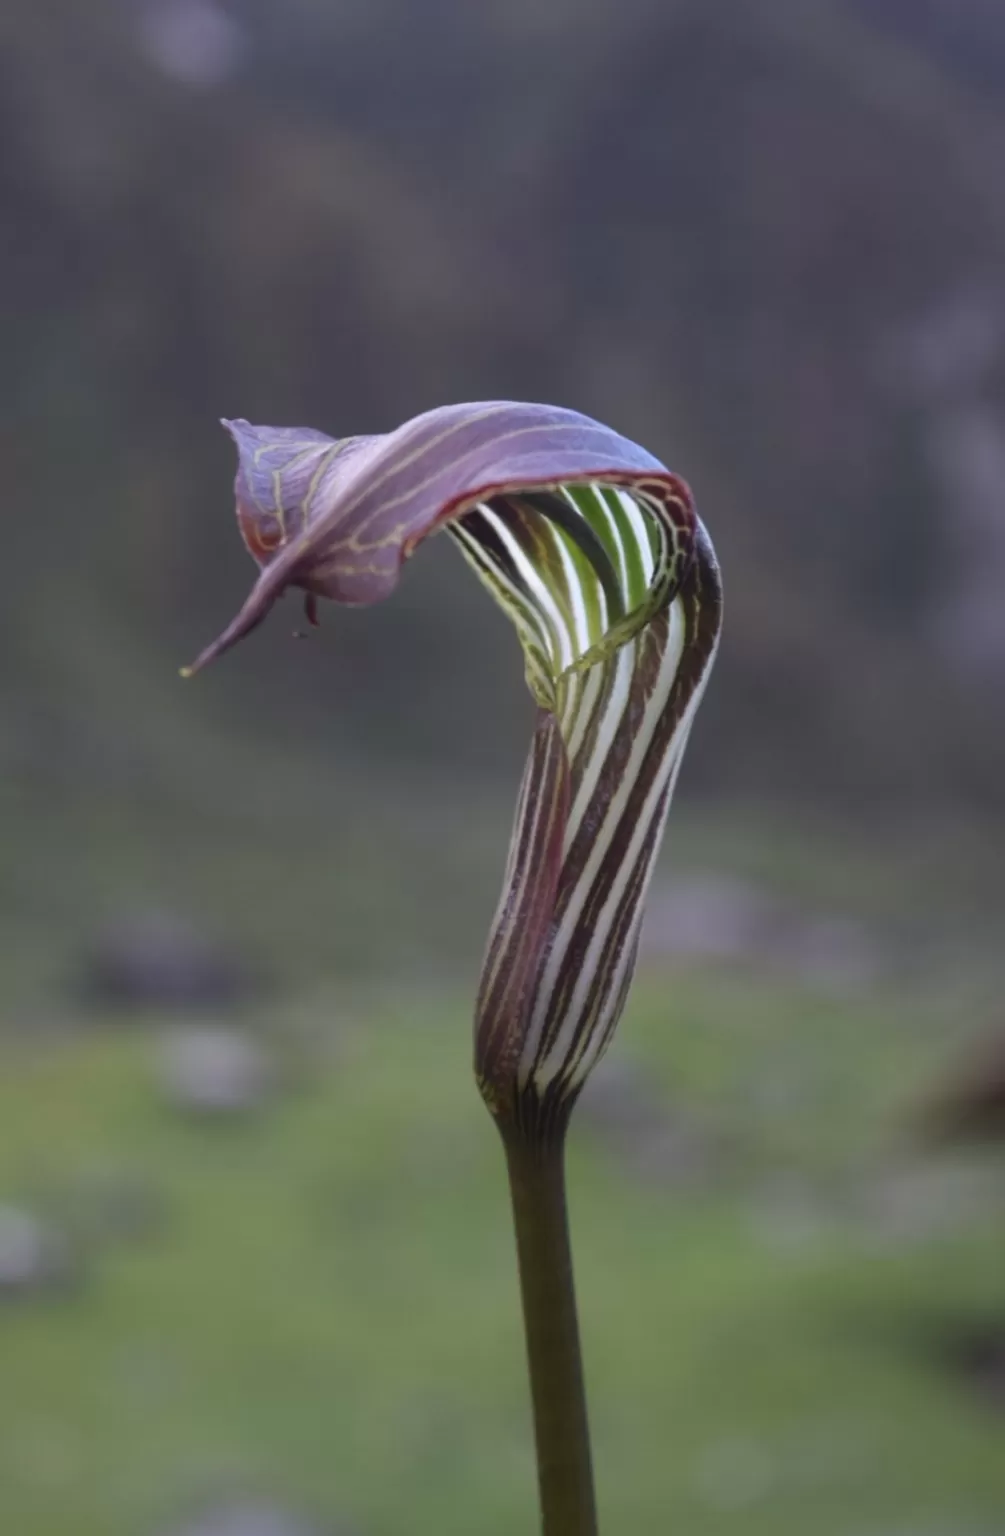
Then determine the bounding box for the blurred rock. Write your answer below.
[641,874,767,963]
[746,1176,834,1254]
[576,1056,716,1185]
[0,1205,76,1297]
[160,1496,350,1536]
[917,1030,1005,1146]
[80,911,256,1012]
[157,1026,275,1117]
[641,873,885,996]
[949,1325,1005,1412]
[857,1162,1000,1245]
[792,909,891,995]
[137,0,246,88]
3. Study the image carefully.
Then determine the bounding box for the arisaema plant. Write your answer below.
[185,400,722,1536]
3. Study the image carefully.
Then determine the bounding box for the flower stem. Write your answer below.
[502,1126,599,1536]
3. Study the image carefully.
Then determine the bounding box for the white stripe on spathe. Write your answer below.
[616,489,656,587]
[562,633,640,841]
[553,522,602,656]
[560,656,605,760]
[562,484,631,610]
[450,517,555,702]
[521,602,687,1089]
[476,504,577,672]
[533,603,705,1090]
[546,617,720,1093]
[591,486,630,593]
[560,724,696,1092]
[513,635,642,1082]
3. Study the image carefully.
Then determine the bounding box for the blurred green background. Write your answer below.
[2,2,1005,1532]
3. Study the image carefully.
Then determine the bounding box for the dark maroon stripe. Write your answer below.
[529,542,721,1083]
[475,712,570,1096]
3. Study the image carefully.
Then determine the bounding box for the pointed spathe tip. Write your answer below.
[179,621,250,680]
[179,563,287,679]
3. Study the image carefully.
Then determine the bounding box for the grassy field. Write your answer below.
[0,927,1002,1535]
[1,769,1003,1534]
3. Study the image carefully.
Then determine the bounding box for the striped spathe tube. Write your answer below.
[184,401,722,1141]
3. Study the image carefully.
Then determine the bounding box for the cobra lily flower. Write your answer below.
[186,400,721,1128]
[185,399,721,1535]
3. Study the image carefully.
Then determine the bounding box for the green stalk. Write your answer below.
[502,1126,599,1536]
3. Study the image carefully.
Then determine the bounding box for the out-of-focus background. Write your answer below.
[2,2,1005,1532]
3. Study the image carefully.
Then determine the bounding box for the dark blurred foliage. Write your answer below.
[4,0,1005,812]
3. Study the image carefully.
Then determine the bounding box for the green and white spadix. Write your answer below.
[185,399,722,1139]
